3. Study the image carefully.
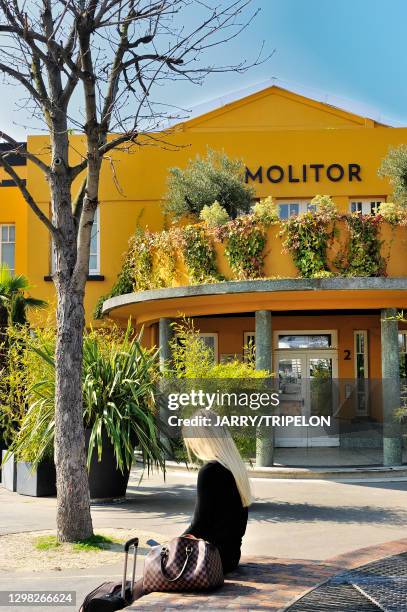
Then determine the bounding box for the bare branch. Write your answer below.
[0,131,50,173]
[0,153,57,238]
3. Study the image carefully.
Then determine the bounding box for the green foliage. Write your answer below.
[0,265,47,326]
[34,533,116,552]
[181,225,221,284]
[72,534,116,552]
[336,214,386,277]
[170,318,268,380]
[164,148,254,221]
[0,326,54,448]
[34,536,60,551]
[169,319,268,461]
[222,214,267,279]
[7,323,166,474]
[252,196,279,225]
[378,202,407,225]
[93,192,402,315]
[199,201,230,227]
[82,324,164,473]
[378,145,407,206]
[309,195,337,221]
[282,207,336,278]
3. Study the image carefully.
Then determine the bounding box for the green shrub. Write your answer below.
[164,148,254,221]
[335,214,385,277]
[252,196,279,225]
[181,225,221,284]
[169,318,269,461]
[310,194,337,221]
[8,323,166,474]
[378,145,407,206]
[282,210,335,278]
[223,215,267,279]
[378,201,407,225]
[0,325,54,450]
[199,201,230,227]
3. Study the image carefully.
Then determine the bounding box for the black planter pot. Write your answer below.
[16,459,56,497]
[85,428,132,501]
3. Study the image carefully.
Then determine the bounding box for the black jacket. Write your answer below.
[184,461,248,573]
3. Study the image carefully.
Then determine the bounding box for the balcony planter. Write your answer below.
[1,450,17,492]
[16,459,56,497]
[86,428,134,501]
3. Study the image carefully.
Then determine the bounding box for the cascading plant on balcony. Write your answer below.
[281,196,338,278]
[335,213,386,277]
[220,214,267,280]
[181,225,222,284]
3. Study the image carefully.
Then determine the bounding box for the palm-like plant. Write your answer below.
[0,265,47,326]
[9,323,166,474]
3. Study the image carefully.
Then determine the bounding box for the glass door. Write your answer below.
[307,353,339,446]
[276,353,307,447]
[275,351,339,447]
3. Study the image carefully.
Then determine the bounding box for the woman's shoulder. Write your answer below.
[199,461,232,481]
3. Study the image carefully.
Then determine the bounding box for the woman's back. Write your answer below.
[184,460,248,573]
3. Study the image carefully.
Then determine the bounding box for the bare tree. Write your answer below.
[0,0,265,541]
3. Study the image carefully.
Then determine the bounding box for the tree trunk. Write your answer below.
[54,282,93,541]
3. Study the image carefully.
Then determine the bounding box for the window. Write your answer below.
[277,200,311,219]
[350,200,382,215]
[243,331,256,362]
[354,331,368,379]
[0,224,15,274]
[51,208,100,275]
[277,334,332,349]
[199,333,218,363]
[89,207,100,275]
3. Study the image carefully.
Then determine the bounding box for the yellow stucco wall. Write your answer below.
[1,86,407,324]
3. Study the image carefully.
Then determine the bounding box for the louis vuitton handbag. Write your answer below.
[142,535,224,593]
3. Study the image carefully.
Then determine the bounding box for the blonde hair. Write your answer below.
[182,410,253,507]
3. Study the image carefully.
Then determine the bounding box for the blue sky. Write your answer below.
[1,0,407,138]
[174,0,407,124]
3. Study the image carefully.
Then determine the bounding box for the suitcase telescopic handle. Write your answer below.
[121,537,139,600]
[125,537,139,552]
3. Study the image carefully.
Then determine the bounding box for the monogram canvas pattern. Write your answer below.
[142,536,224,594]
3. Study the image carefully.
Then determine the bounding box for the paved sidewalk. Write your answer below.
[129,538,407,611]
[1,467,407,610]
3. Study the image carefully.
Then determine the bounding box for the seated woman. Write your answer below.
[182,409,252,574]
[132,410,252,601]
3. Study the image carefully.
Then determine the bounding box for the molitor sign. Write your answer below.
[245,163,362,184]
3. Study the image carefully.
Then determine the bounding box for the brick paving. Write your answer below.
[129,537,407,611]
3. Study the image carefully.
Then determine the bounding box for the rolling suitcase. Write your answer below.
[80,537,139,612]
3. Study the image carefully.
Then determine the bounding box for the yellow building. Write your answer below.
[2,82,407,464]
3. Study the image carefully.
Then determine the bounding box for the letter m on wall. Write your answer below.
[245,166,263,183]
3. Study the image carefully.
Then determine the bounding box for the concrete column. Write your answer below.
[255,310,274,467]
[381,308,402,466]
[159,317,174,373]
[158,317,175,458]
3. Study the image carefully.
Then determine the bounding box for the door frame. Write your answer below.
[274,345,339,448]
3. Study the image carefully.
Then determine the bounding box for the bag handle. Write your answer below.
[121,537,139,600]
[160,544,192,582]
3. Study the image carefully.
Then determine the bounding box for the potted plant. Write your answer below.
[0,269,47,491]
[0,326,31,492]
[10,323,166,499]
[82,325,165,499]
